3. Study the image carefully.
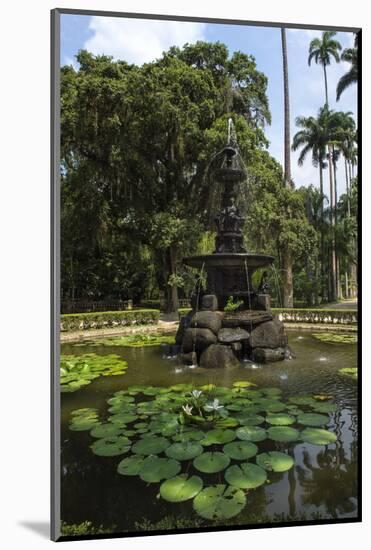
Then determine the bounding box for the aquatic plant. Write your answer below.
[69,384,338,521]
[313,333,357,344]
[338,367,358,380]
[71,334,175,348]
[60,354,128,393]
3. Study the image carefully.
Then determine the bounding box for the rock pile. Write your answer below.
[176,294,290,368]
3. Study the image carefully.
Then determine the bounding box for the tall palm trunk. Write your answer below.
[319,161,326,301]
[323,64,329,105]
[281,27,294,308]
[344,156,350,298]
[332,147,342,299]
[327,146,336,301]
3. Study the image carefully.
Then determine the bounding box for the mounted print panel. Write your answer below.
[51,8,361,542]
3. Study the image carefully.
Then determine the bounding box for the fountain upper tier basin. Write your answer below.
[183,253,275,269]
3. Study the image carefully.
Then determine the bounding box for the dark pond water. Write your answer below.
[60,330,358,534]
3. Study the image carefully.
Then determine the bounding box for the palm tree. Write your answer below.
[292,108,328,300]
[281,27,294,307]
[308,31,342,105]
[336,34,358,101]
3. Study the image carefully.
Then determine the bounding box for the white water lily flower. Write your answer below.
[191,390,202,399]
[204,398,224,412]
[182,404,193,415]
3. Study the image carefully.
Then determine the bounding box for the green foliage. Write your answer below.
[72,333,175,347]
[61,309,160,332]
[60,521,113,536]
[338,367,357,380]
[313,332,357,344]
[69,383,338,522]
[224,296,244,312]
[61,354,128,393]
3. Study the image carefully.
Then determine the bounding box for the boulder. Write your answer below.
[231,342,242,353]
[222,310,273,328]
[201,294,219,311]
[200,344,241,369]
[175,310,193,345]
[250,317,287,349]
[180,351,198,365]
[190,311,222,334]
[252,347,286,363]
[182,328,217,353]
[217,327,250,344]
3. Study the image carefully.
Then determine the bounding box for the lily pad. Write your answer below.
[109,413,139,425]
[193,485,246,520]
[90,423,124,439]
[139,456,181,483]
[117,455,145,476]
[312,402,337,413]
[232,381,257,389]
[165,441,203,461]
[339,367,358,380]
[201,429,236,446]
[297,413,329,427]
[160,474,203,502]
[91,436,131,457]
[266,413,295,426]
[131,436,170,455]
[225,463,267,489]
[256,451,294,472]
[267,426,300,442]
[301,428,337,445]
[172,430,205,442]
[236,414,265,426]
[193,452,230,474]
[236,426,267,442]
[69,417,99,431]
[223,441,258,460]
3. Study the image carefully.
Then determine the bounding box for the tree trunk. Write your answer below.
[281,27,294,308]
[328,146,336,302]
[332,147,341,299]
[166,244,179,313]
[323,64,329,105]
[319,163,325,302]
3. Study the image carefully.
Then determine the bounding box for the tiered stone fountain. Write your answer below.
[176,129,290,367]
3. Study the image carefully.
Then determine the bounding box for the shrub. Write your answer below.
[60,309,160,332]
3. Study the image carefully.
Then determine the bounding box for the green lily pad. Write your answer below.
[288,396,317,407]
[312,402,337,413]
[266,413,295,426]
[236,414,265,426]
[297,413,329,427]
[117,455,145,476]
[193,485,246,520]
[259,400,286,413]
[256,451,294,472]
[165,442,203,461]
[90,423,124,439]
[225,463,267,489]
[172,430,205,442]
[215,417,239,429]
[91,436,131,457]
[301,428,337,445]
[193,452,230,474]
[267,426,300,442]
[339,367,358,380]
[132,436,170,455]
[223,441,258,460]
[69,417,99,431]
[201,429,236,446]
[60,353,128,392]
[232,381,257,389]
[109,413,138,425]
[160,474,203,502]
[236,426,267,442]
[139,456,181,483]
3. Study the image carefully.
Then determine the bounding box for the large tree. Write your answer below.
[308,31,342,105]
[60,44,272,311]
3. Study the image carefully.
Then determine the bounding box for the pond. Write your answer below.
[60,330,358,534]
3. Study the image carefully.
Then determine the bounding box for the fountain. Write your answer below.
[176,120,290,366]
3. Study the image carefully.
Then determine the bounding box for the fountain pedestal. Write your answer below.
[177,140,290,366]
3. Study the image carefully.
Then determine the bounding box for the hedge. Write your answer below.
[177,307,357,325]
[61,309,160,332]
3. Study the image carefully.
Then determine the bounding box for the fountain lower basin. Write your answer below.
[183,253,274,269]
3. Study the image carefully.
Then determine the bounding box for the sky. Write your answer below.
[61,14,358,197]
